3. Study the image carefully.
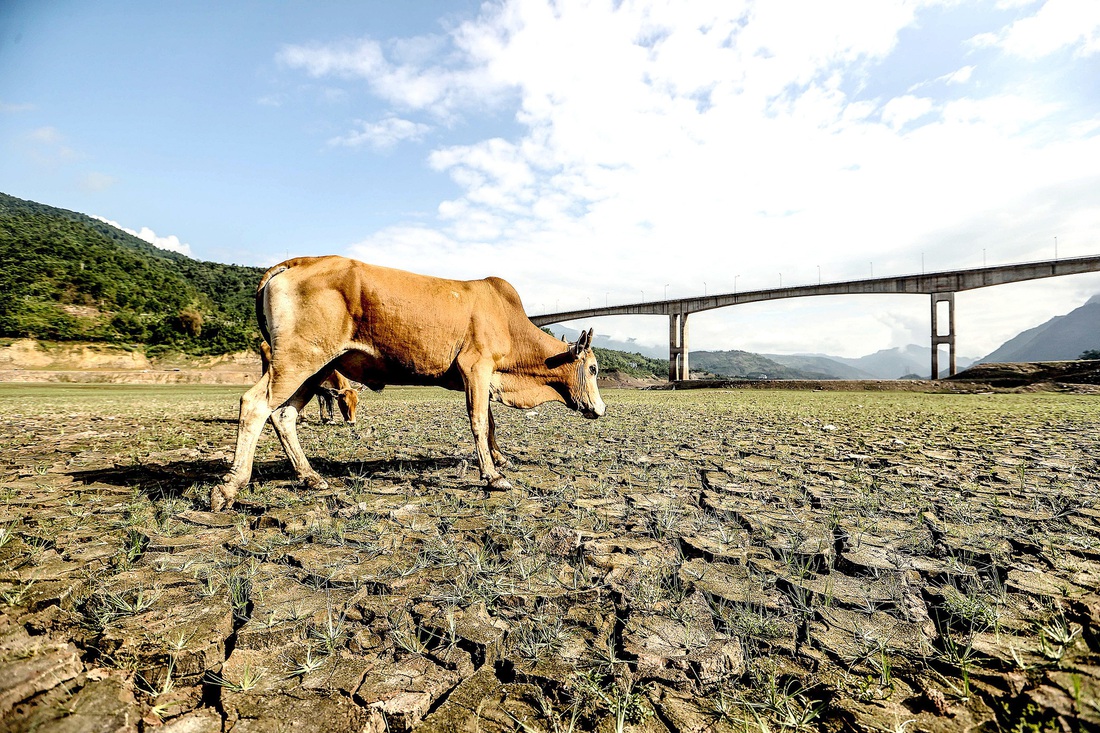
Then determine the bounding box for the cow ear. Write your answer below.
[570,329,595,357]
[569,334,585,358]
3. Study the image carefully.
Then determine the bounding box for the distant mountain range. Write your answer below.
[783,345,979,380]
[979,294,1100,363]
[549,326,980,380]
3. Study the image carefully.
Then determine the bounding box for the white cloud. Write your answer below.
[286,0,1100,357]
[972,0,1100,58]
[91,216,193,257]
[79,172,117,192]
[880,95,934,129]
[278,36,501,118]
[938,65,975,85]
[0,100,34,113]
[328,117,431,149]
[28,126,63,143]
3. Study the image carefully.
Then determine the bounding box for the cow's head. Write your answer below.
[324,384,360,424]
[563,329,606,419]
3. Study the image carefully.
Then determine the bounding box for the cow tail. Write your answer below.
[255,264,289,375]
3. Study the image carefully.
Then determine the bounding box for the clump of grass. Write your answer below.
[570,670,651,733]
[938,582,1001,632]
[1,579,36,607]
[742,670,824,732]
[386,608,428,656]
[310,607,348,655]
[206,663,264,692]
[512,612,569,662]
[285,646,328,678]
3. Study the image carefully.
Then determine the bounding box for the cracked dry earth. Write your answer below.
[1,384,1099,733]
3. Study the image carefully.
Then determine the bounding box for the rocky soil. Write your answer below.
[1,385,1099,732]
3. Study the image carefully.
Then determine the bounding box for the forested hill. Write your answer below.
[0,192,263,354]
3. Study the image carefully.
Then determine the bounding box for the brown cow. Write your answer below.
[212,256,605,511]
[316,370,360,424]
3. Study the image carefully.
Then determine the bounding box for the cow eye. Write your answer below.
[589,365,598,376]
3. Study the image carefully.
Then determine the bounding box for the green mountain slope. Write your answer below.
[689,350,826,379]
[0,192,263,354]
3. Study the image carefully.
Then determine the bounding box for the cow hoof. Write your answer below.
[492,456,511,469]
[303,474,329,490]
[487,477,514,490]
[210,484,237,512]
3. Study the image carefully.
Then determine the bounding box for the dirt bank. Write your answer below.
[0,339,261,385]
[4,340,1099,394]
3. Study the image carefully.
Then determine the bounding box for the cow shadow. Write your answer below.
[65,455,480,501]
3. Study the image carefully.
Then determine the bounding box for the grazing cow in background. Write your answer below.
[316,370,360,424]
[212,255,606,511]
[259,342,364,425]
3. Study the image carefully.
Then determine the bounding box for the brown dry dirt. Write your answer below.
[0,340,261,385]
[1,382,1099,732]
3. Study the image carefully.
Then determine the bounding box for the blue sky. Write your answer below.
[2,0,1099,358]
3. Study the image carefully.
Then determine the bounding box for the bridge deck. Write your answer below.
[529,255,1100,325]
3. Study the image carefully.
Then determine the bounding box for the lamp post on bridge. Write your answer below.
[778,272,782,287]
[703,281,707,296]
[605,292,609,306]
[664,283,669,300]
[817,265,821,284]
[734,274,740,293]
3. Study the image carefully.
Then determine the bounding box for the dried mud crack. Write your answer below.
[1,384,1099,731]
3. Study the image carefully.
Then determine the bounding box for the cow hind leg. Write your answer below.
[214,367,316,511]
[487,406,509,469]
[215,374,275,511]
[270,388,328,491]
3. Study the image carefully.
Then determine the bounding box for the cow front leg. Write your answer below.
[318,393,335,424]
[463,366,511,490]
[270,389,328,491]
[487,406,509,469]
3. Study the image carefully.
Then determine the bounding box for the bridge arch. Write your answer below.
[529,255,1100,381]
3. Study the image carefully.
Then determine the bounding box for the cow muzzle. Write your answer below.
[581,401,606,420]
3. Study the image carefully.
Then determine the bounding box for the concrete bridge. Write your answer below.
[529,255,1100,381]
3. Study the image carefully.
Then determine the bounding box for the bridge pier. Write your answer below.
[931,292,956,379]
[669,312,690,381]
